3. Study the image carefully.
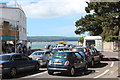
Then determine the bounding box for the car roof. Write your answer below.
[75,46,86,48]
[0,53,23,56]
[57,51,79,53]
[33,50,50,53]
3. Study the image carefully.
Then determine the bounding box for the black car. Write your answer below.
[0,53,40,77]
[47,51,88,76]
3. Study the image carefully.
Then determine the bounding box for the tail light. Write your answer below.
[38,57,43,60]
[64,61,69,65]
[48,60,51,65]
[0,64,2,67]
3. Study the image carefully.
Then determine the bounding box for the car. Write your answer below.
[29,50,53,66]
[0,53,40,78]
[47,51,88,76]
[51,47,72,54]
[87,46,103,65]
[72,46,93,66]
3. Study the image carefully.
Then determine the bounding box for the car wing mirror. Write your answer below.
[29,58,32,60]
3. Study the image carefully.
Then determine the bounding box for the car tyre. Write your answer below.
[10,68,17,77]
[35,64,40,71]
[91,60,94,67]
[84,64,88,71]
[48,71,54,75]
[69,67,75,76]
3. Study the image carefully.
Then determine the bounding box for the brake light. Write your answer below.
[0,64,2,67]
[64,61,69,65]
[38,57,43,60]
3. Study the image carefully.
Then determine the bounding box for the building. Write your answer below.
[0,3,27,53]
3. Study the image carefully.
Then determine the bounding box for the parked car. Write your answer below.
[87,46,103,65]
[72,46,93,66]
[0,53,40,77]
[72,46,102,66]
[29,50,53,66]
[51,47,71,54]
[47,51,88,76]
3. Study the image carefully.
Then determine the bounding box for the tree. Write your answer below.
[78,37,84,43]
[75,2,120,40]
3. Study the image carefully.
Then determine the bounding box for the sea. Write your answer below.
[27,41,78,49]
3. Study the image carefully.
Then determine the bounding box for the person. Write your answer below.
[85,48,91,56]
[28,46,31,54]
[11,46,15,52]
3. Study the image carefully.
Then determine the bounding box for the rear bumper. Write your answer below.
[38,61,47,66]
[48,68,67,71]
[0,67,10,75]
[47,65,71,72]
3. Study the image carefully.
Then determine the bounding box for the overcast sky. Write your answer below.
[1,0,89,37]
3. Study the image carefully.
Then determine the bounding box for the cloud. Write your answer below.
[4,0,87,18]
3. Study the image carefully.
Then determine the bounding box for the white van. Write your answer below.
[83,36,103,52]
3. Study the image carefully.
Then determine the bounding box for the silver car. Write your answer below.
[29,50,53,66]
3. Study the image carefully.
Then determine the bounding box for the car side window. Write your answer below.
[12,55,22,61]
[68,53,76,59]
[21,55,29,60]
[74,53,82,60]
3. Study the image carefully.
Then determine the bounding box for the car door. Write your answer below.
[21,55,35,70]
[11,55,25,71]
[74,52,85,68]
[93,48,100,61]
[68,53,78,68]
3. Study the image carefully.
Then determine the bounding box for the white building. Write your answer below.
[0,3,27,52]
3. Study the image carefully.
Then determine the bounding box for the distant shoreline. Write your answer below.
[28,41,78,43]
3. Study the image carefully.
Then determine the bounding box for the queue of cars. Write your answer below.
[0,44,104,78]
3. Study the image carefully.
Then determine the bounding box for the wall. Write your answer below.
[103,41,119,52]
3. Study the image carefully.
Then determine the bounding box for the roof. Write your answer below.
[75,46,86,48]
[0,53,23,56]
[57,51,79,53]
[33,50,50,53]
[84,36,102,40]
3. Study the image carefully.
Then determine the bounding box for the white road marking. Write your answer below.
[22,71,47,78]
[94,69,109,78]
[110,62,114,67]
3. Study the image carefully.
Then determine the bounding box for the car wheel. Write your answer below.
[98,60,101,64]
[84,64,88,71]
[91,60,94,67]
[48,71,54,75]
[10,68,17,77]
[69,67,75,76]
[35,64,39,71]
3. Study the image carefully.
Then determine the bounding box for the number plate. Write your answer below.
[54,62,62,65]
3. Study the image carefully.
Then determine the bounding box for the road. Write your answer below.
[5,51,120,79]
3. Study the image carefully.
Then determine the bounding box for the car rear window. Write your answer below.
[37,52,44,56]
[0,55,11,61]
[31,52,44,56]
[53,53,68,58]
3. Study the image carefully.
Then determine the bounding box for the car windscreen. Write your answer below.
[0,55,11,61]
[53,53,68,58]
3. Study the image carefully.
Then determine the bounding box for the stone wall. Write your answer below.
[103,41,119,52]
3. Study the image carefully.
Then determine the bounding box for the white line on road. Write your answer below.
[94,69,109,78]
[22,71,47,78]
[110,62,114,67]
